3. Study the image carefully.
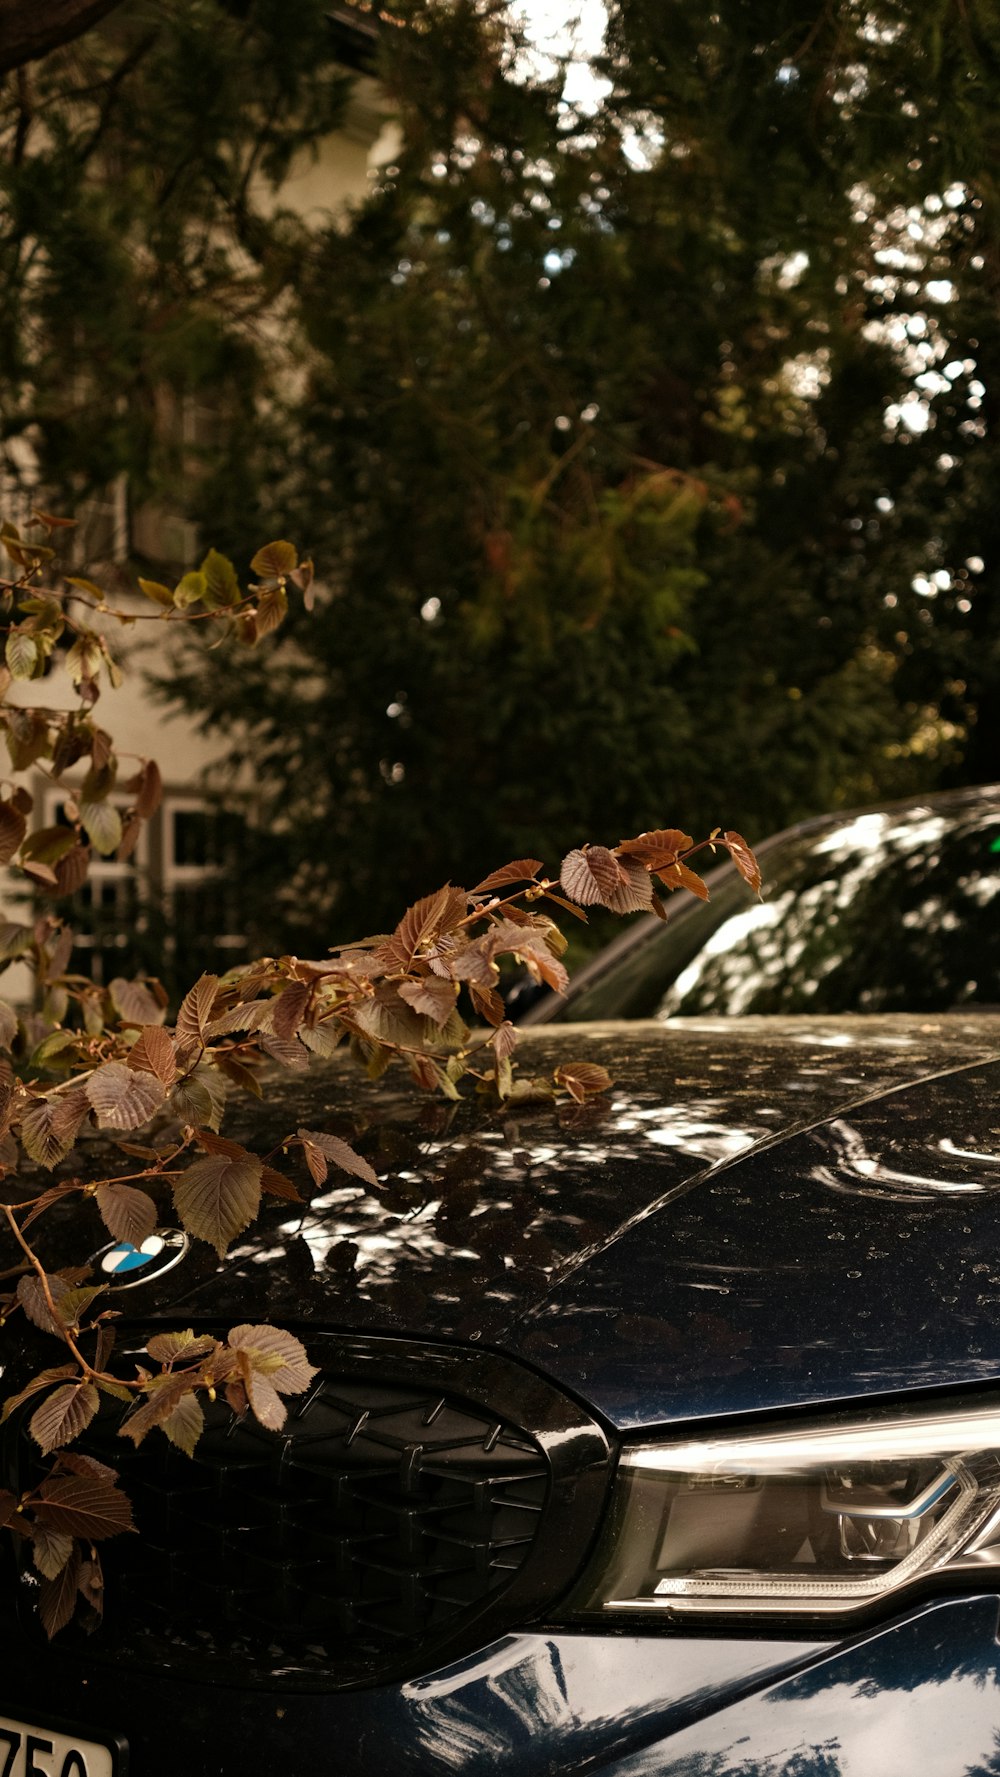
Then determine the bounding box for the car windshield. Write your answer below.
[543,791,1000,1021]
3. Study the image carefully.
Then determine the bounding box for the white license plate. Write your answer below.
[0,1713,121,1777]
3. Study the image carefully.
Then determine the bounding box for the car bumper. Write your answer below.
[1,1595,997,1775]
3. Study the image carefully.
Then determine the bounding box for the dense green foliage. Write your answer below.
[3,0,1000,945]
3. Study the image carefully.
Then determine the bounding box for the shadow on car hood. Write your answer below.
[53,1014,1000,1430]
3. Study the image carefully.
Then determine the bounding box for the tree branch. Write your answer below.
[0,0,123,75]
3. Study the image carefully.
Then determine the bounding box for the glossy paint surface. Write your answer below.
[3,1596,999,1776]
[38,1014,1000,1431]
[515,1041,1000,1427]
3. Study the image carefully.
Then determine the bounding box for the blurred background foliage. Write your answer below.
[2,0,1000,952]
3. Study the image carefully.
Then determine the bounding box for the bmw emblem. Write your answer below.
[96,1228,190,1289]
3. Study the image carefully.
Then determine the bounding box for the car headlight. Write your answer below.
[574,1399,1000,1619]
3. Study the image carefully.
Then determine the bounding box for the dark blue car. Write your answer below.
[6,784,1000,1776]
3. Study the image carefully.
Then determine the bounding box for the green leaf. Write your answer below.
[137,577,174,608]
[173,570,207,607]
[200,548,241,608]
[0,920,33,964]
[65,632,103,688]
[21,824,78,865]
[79,800,123,856]
[250,539,297,579]
[5,631,39,680]
[173,1150,263,1256]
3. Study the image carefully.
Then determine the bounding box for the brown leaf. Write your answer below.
[30,1519,75,1581]
[86,1062,165,1131]
[270,981,309,1040]
[397,976,459,1026]
[250,539,297,579]
[2,1364,78,1421]
[194,1128,255,1162]
[145,1330,218,1364]
[468,981,505,1026]
[21,859,58,889]
[173,1150,262,1256]
[297,1129,378,1188]
[116,815,142,863]
[77,1550,105,1619]
[237,1357,286,1430]
[55,1450,120,1486]
[261,1165,302,1202]
[439,936,497,987]
[260,1033,309,1071]
[213,1053,263,1097]
[159,1389,205,1457]
[471,858,544,895]
[604,854,655,914]
[392,886,468,966]
[19,1089,90,1168]
[0,1490,21,1531]
[554,1061,613,1103]
[560,845,625,907]
[226,1323,318,1394]
[110,978,166,1028]
[29,1382,100,1455]
[539,889,589,922]
[483,922,569,994]
[127,1025,177,1085]
[94,1183,157,1247]
[256,585,288,636]
[722,830,762,895]
[135,760,162,821]
[175,973,219,1052]
[657,859,710,900]
[38,1544,82,1638]
[35,1472,135,1540]
[204,1000,273,1040]
[0,799,26,864]
[53,844,91,896]
[616,828,694,869]
[301,1140,328,1188]
[118,1374,197,1446]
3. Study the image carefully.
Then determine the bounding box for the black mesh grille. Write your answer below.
[68,1371,550,1681]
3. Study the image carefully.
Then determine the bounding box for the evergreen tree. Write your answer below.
[6,1,1000,946]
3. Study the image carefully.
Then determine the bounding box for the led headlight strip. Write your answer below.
[577,1400,1000,1618]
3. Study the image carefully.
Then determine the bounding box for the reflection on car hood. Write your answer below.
[66,1014,1000,1431]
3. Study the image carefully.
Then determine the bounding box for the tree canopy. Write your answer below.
[3,0,1000,946]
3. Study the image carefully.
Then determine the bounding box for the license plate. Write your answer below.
[0,1712,123,1777]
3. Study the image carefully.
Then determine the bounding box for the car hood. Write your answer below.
[65,1014,1000,1432]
